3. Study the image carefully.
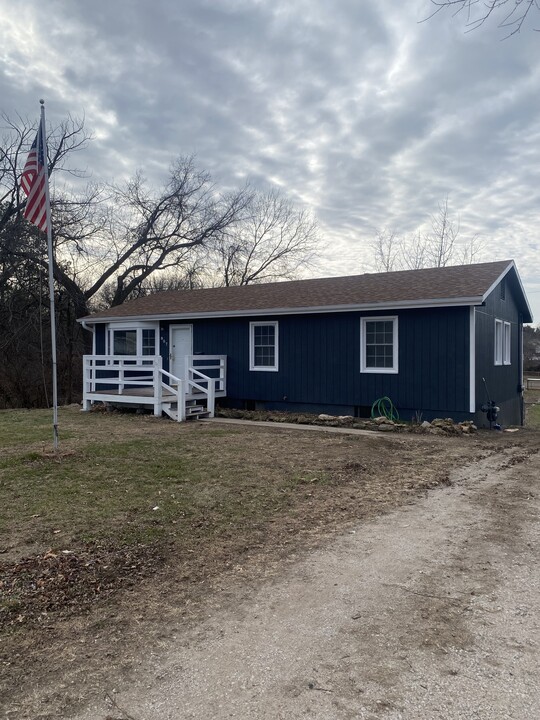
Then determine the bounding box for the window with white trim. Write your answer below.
[360,316,398,374]
[495,320,511,366]
[107,323,158,358]
[142,328,156,356]
[250,322,278,371]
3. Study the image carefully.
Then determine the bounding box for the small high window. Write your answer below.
[250,322,278,371]
[360,316,398,374]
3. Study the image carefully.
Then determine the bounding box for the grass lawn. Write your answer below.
[1,406,339,561]
[1,405,537,580]
[1,405,537,718]
[0,406,478,626]
[526,402,540,429]
[525,389,540,429]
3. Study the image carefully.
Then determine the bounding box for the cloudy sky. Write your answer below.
[1,0,539,320]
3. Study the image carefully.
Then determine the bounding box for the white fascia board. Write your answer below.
[78,295,484,325]
[481,261,514,300]
[482,261,534,322]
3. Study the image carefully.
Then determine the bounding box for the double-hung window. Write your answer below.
[250,321,278,371]
[142,329,156,356]
[360,316,398,374]
[495,319,511,365]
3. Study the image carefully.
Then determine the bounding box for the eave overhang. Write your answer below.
[78,295,486,325]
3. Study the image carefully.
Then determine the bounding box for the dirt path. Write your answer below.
[68,444,540,720]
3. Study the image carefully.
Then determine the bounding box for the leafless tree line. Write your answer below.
[370,198,485,273]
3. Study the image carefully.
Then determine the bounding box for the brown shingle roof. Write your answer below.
[81,260,519,322]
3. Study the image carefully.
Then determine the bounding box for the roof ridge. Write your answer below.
[80,260,530,323]
[133,259,514,297]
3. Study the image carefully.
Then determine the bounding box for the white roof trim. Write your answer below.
[481,260,533,322]
[79,295,485,325]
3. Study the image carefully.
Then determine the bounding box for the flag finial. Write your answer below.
[40,98,45,105]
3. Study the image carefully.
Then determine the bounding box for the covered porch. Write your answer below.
[82,354,227,421]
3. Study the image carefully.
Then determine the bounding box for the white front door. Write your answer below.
[169,325,193,387]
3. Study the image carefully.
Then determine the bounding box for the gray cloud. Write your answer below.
[0,0,538,319]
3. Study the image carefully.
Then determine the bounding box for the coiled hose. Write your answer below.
[371,396,399,422]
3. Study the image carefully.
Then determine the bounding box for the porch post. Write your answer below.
[177,379,185,422]
[221,356,227,394]
[82,356,91,411]
[154,356,163,416]
[119,360,125,394]
[207,382,215,418]
[185,355,191,395]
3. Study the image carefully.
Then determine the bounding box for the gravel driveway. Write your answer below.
[76,444,540,720]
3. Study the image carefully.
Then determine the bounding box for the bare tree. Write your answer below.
[401,232,429,270]
[203,189,319,287]
[371,199,485,272]
[370,228,401,272]
[456,232,485,264]
[3,151,251,316]
[96,263,206,309]
[424,197,459,267]
[94,185,319,303]
[80,157,251,309]
[426,0,539,38]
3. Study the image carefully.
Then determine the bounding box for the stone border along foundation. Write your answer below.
[215,408,478,436]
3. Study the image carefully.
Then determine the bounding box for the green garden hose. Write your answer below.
[371,396,399,422]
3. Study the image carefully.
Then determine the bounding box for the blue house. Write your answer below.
[78,260,532,427]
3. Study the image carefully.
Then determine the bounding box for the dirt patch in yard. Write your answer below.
[1,408,538,719]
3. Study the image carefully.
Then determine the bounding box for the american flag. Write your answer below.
[20,117,48,232]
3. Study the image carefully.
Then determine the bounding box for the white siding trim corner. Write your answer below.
[469,306,476,413]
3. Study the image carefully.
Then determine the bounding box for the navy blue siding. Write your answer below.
[475,276,522,426]
[159,326,170,370]
[95,324,106,354]
[159,307,470,419]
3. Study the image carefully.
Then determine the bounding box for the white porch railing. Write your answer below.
[185,355,227,394]
[82,354,226,421]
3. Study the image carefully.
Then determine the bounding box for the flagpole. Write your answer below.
[40,99,59,450]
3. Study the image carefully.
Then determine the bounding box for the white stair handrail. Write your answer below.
[186,366,215,417]
[186,355,226,396]
[159,367,184,421]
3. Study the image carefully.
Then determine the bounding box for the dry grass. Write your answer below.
[524,389,540,429]
[0,405,529,719]
[0,407,480,564]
